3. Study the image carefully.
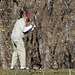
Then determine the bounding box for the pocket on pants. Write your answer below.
[17,39,25,51]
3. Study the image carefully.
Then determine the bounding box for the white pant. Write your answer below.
[11,39,26,67]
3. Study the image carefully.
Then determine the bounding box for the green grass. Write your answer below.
[0,69,75,75]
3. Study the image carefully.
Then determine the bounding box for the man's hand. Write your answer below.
[31,22,34,26]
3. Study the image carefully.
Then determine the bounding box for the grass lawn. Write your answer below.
[0,69,75,75]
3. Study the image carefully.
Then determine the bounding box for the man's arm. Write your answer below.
[23,25,32,33]
[23,25,36,33]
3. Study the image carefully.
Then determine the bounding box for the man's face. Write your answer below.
[26,18,28,22]
[26,18,29,22]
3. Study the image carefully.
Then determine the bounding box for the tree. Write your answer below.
[0,0,75,69]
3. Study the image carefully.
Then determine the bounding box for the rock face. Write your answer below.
[0,0,75,69]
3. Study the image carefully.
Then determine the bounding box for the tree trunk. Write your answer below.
[0,29,6,69]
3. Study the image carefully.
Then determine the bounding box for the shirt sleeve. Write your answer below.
[23,25,32,33]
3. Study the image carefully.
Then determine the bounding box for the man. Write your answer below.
[10,14,36,70]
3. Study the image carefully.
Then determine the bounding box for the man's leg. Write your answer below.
[11,40,18,69]
[17,39,26,68]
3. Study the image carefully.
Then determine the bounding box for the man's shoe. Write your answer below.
[20,66,29,70]
[25,67,29,70]
[10,66,14,70]
[20,67,25,70]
